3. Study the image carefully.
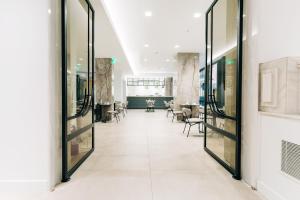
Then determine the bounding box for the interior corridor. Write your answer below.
[42,110,262,200]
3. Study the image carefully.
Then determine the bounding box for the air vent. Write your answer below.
[281,140,300,181]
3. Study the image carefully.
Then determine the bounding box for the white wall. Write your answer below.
[114,69,126,102]
[258,114,300,200]
[243,0,300,199]
[0,0,55,193]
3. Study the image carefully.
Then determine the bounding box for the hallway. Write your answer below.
[43,110,262,200]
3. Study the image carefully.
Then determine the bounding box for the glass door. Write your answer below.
[62,0,95,181]
[204,0,243,179]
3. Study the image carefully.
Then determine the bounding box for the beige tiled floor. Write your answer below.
[16,110,263,200]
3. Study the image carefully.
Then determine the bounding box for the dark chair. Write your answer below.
[146,99,155,112]
[182,108,203,137]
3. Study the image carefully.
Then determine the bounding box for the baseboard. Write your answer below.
[0,179,50,194]
[257,181,286,200]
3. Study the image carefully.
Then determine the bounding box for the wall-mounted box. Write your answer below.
[259,57,300,114]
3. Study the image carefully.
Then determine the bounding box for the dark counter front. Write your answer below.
[127,96,174,109]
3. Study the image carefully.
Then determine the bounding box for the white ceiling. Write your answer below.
[100,0,213,74]
[90,0,133,75]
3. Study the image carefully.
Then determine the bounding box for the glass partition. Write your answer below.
[62,0,95,181]
[204,0,243,179]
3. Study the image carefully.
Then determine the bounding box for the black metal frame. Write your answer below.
[204,0,243,180]
[61,0,95,182]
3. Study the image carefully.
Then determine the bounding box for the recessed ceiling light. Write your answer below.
[144,44,149,48]
[144,11,152,17]
[144,58,148,62]
[174,45,180,49]
[48,9,52,14]
[166,59,170,62]
[193,13,202,18]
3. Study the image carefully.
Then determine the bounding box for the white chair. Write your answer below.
[146,99,155,112]
[106,110,120,123]
[116,103,125,118]
[163,100,172,117]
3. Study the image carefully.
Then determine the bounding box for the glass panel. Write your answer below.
[199,69,205,106]
[204,0,241,177]
[212,0,238,118]
[89,8,93,95]
[67,110,92,134]
[206,11,211,65]
[206,116,236,135]
[67,0,89,118]
[206,11,212,107]
[68,128,93,170]
[206,128,236,169]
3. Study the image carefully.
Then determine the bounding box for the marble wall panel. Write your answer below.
[165,77,173,97]
[175,53,200,110]
[95,58,113,105]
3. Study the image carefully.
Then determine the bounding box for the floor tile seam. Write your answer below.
[146,119,154,200]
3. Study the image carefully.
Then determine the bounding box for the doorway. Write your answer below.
[204,0,243,179]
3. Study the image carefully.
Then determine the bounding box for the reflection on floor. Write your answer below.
[31,110,263,200]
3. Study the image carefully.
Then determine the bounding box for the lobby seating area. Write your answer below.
[3,0,300,199]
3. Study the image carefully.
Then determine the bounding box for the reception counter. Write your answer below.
[127,96,174,109]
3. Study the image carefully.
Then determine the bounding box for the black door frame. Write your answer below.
[204,0,243,180]
[61,0,95,182]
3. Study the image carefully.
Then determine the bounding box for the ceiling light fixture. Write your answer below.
[144,11,152,17]
[174,45,180,49]
[166,59,170,62]
[144,58,148,62]
[193,12,201,18]
[144,44,149,48]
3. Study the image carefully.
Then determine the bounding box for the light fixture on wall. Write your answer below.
[193,12,201,18]
[144,11,152,17]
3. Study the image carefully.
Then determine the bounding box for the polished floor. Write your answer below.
[14,110,263,200]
